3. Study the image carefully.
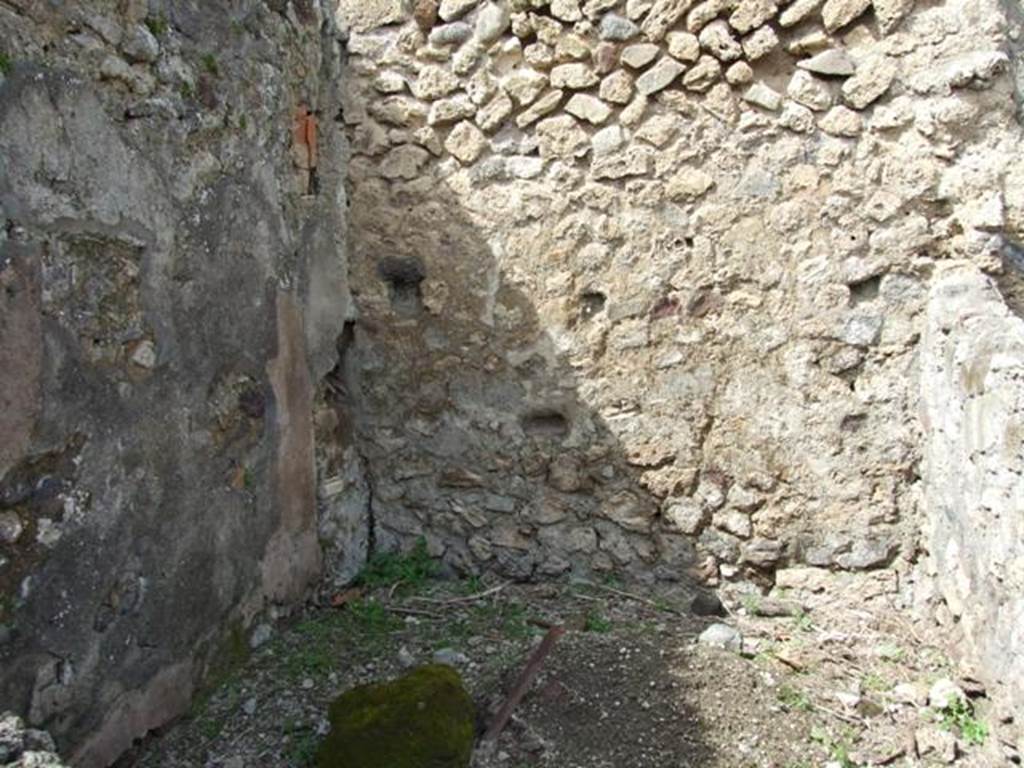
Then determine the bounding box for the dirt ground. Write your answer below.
[124,570,1007,768]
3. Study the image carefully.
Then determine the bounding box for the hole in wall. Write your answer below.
[377,257,425,316]
[848,274,882,305]
[997,238,1024,319]
[579,291,606,321]
[521,409,570,439]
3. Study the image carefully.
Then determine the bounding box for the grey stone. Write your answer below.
[550,63,600,89]
[439,0,479,21]
[635,57,686,95]
[743,82,782,111]
[797,49,856,76]
[728,0,777,33]
[565,93,612,124]
[842,56,897,109]
[600,13,640,40]
[915,728,957,763]
[429,22,473,45]
[822,0,870,33]
[928,678,966,710]
[0,512,24,545]
[249,623,273,649]
[475,2,511,42]
[698,623,743,652]
[682,55,721,91]
[621,43,661,69]
[432,647,471,665]
[699,21,742,63]
[121,25,160,64]
[742,538,784,567]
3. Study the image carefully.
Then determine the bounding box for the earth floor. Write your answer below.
[125,567,1003,768]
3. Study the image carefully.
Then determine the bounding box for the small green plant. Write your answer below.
[793,608,814,633]
[741,592,762,615]
[347,597,399,634]
[198,714,224,740]
[653,597,675,613]
[601,572,625,589]
[201,53,219,76]
[145,14,168,37]
[180,80,195,99]
[810,726,860,768]
[284,723,319,766]
[0,52,11,75]
[242,466,255,489]
[862,672,892,693]
[939,695,988,745]
[584,609,612,633]
[458,574,483,595]
[356,537,440,592]
[500,601,534,640]
[777,685,813,712]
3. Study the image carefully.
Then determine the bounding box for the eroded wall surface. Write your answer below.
[921,262,1024,732]
[0,1,350,764]
[334,0,1023,590]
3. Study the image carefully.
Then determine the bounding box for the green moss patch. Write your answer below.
[316,664,475,768]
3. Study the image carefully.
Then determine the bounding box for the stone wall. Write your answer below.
[920,262,1024,734]
[334,0,1024,589]
[0,1,350,765]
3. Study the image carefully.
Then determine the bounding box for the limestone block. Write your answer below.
[841,56,896,109]
[666,31,701,62]
[444,120,487,162]
[818,104,862,136]
[475,91,513,131]
[742,26,779,60]
[476,2,511,41]
[821,0,871,33]
[641,0,697,41]
[743,81,783,111]
[516,89,565,126]
[787,70,832,111]
[337,0,408,30]
[622,42,662,68]
[566,93,613,124]
[725,61,753,84]
[798,48,856,76]
[535,114,590,158]
[600,69,635,103]
[779,0,822,26]
[728,0,777,34]
[411,65,461,100]
[550,62,600,88]
[682,55,721,91]
[600,12,640,40]
[872,0,914,34]
[439,0,479,20]
[635,57,686,94]
[699,21,742,63]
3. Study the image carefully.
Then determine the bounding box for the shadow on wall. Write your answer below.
[321,170,708,589]
[312,147,734,768]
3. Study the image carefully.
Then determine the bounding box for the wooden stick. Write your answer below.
[409,582,511,606]
[482,625,566,743]
[384,605,443,619]
[812,702,866,726]
[583,582,684,616]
